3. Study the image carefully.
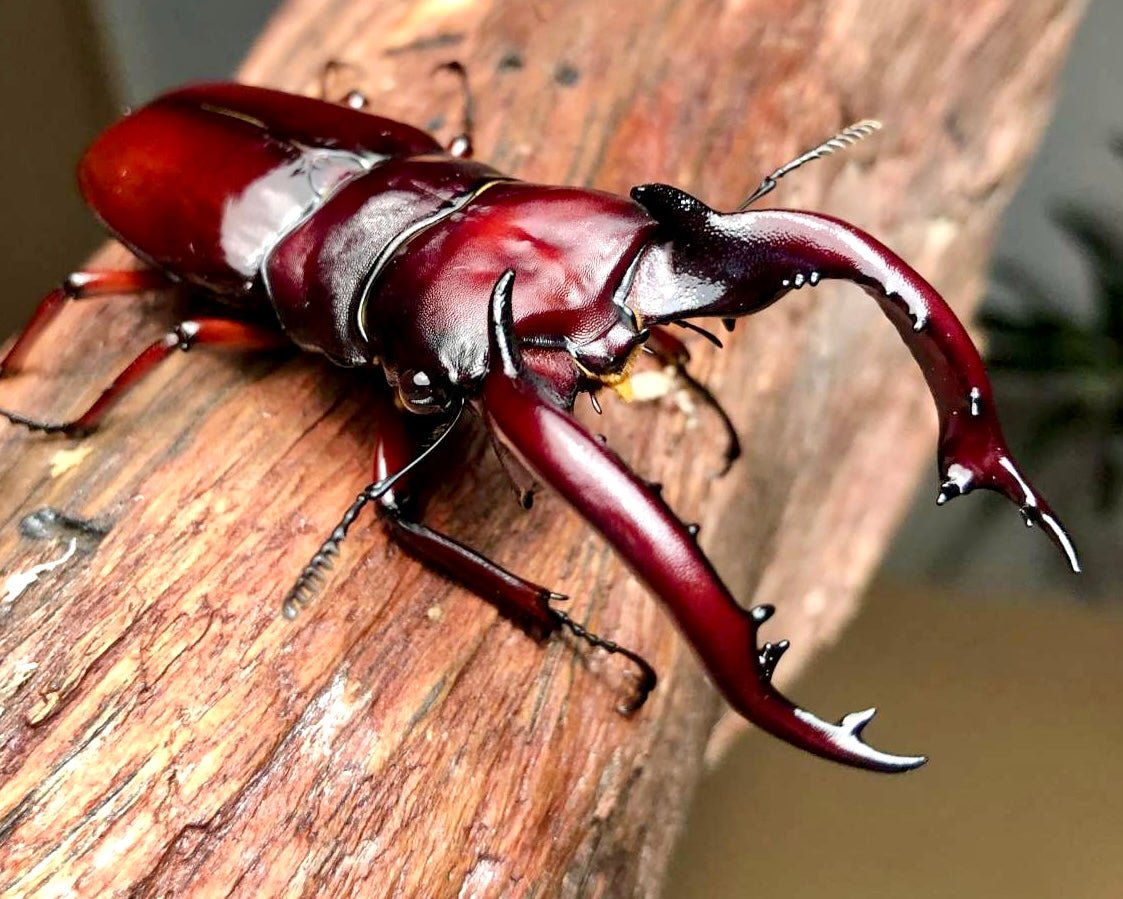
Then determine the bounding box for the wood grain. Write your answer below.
[0,1,1083,895]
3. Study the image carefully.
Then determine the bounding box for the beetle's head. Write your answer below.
[623,184,791,325]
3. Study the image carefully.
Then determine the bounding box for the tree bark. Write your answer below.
[0,1,1083,896]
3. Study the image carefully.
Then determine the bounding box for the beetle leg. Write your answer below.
[547,607,657,714]
[371,402,559,639]
[434,61,475,159]
[282,401,468,616]
[375,401,654,710]
[644,325,742,476]
[318,60,369,110]
[481,269,925,771]
[0,318,286,436]
[486,426,538,510]
[1,269,175,376]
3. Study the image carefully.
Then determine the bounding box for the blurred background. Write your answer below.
[1,1,1120,895]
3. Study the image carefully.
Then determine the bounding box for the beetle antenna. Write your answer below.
[738,119,882,209]
[282,400,466,618]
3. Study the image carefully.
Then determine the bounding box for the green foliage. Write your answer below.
[981,137,1123,512]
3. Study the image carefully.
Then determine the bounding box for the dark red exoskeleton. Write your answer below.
[0,77,1080,773]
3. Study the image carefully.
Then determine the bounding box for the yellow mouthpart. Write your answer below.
[569,305,647,402]
[572,344,643,403]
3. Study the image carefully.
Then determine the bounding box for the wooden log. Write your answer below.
[0,1,1082,895]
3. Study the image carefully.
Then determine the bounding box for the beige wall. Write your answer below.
[668,579,1123,898]
[0,0,115,341]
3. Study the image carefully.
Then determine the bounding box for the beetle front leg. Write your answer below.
[481,270,924,772]
[369,405,559,640]
[644,325,742,476]
[372,407,656,708]
[281,393,654,709]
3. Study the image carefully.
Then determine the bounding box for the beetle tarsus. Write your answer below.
[549,607,658,715]
[643,326,741,476]
[0,408,89,437]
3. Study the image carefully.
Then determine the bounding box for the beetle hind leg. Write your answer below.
[1,269,175,376]
[433,61,475,159]
[1,318,286,436]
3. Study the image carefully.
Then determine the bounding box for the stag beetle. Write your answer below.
[0,71,1079,773]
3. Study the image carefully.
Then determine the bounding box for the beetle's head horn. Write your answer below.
[628,183,780,322]
[630,183,716,235]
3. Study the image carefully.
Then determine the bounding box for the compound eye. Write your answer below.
[398,369,449,414]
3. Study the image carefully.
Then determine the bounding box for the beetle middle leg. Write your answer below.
[434,61,475,159]
[316,59,474,158]
[1,269,176,376]
[375,412,656,712]
[0,318,287,436]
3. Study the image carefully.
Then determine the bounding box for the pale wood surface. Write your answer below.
[0,1,1082,896]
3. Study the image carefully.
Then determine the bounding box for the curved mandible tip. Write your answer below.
[743,604,926,773]
[793,707,927,772]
